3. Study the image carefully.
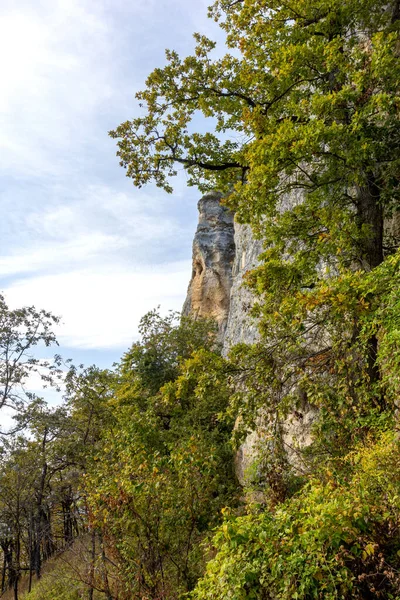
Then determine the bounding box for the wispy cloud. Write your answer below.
[1,181,191,282]
[0,233,128,277]
[23,184,183,244]
[4,263,191,349]
[0,0,115,179]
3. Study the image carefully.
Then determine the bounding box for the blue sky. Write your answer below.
[1,0,225,377]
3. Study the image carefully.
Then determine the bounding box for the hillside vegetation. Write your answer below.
[1,0,400,598]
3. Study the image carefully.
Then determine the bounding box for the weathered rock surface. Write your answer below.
[183,192,235,336]
[222,223,263,355]
[184,190,399,487]
[184,192,316,486]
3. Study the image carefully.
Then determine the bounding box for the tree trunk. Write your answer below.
[43,505,55,560]
[88,529,96,600]
[13,534,20,600]
[1,549,6,594]
[356,174,384,388]
[100,534,113,600]
[28,513,34,593]
[356,175,383,271]
[34,431,49,580]
[62,486,74,547]
[0,540,12,593]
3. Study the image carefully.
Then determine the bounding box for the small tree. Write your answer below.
[0,294,61,425]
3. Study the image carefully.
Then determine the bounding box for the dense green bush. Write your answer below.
[85,313,238,599]
[193,432,400,600]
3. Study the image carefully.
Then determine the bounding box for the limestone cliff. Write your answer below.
[184,194,266,485]
[183,193,262,345]
[182,192,235,336]
[184,192,316,485]
[221,217,316,484]
[186,194,400,486]
[222,222,263,354]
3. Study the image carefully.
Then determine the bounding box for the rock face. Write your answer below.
[222,223,263,354]
[184,192,400,487]
[184,192,317,486]
[184,194,266,485]
[183,192,235,336]
[183,193,263,346]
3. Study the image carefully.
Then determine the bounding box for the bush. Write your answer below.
[193,432,400,600]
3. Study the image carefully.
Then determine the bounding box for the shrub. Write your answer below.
[193,432,400,600]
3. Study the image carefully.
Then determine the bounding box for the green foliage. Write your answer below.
[109,0,400,497]
[107,3,400,595]
[3,2,400,598]
[0,293,61,417]
[228,250,400,481]
[64,364,117,464]
[193,432,400,600]
[18,553,107,600]
[20,572,83,600]
[119,309,218,395]
[85,312,238,599]
[111,0,399,267]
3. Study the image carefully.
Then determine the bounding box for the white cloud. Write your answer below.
[0,0,117,179]
[0,0,226,179]
[4,262,191,350]
[25,184,183,243]
[0,180,189,279]
[0,233,129,276]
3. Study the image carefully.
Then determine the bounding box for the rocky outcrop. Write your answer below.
[224,219,318,484]
[183,193,263,346]
[222,223,263,355]
[184,192,400,487]
[183,192,235,336]
[184,192,317,486]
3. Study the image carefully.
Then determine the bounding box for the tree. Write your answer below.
[120,309,218,396]
[0,294,61,426]
[192,431,400,600]
[0,436,31,600]
[111,0,400,272]
[86,312,237,599]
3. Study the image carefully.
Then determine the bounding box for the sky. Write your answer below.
[0,0,226,389]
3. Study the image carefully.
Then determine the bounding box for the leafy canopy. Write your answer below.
[111,0,399,267]
[108,5,400,596]
[0,293,61,423]
[192,432,400,600]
